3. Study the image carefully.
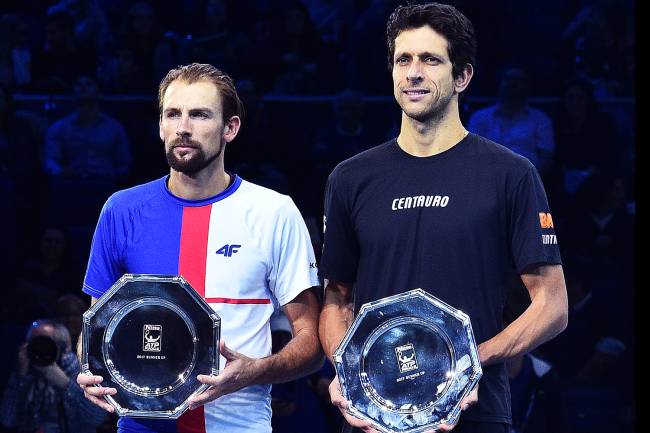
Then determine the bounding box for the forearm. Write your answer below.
[319,279,354,361]
[253,328,323,384]
[253,288,323,384]
[480,265,568,365]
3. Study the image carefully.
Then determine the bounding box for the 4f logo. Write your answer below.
[143,324,162,352]
[216,244,241,257]
[395,343,419,373]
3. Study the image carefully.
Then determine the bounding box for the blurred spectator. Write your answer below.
[561,173,634,281]
[97,43,147,94]
[47,0,112,54]
[43,76,131,227]
[43,75,131,179]
[0,84,47,273]
[182,0,237,76]
[343,0,396,94]
[539,261,632,433]
[271,2,323,94]
[301,0,361,49]
[563,0,634,97]
[31,11,97,93]
[548,78,618,206]
[0,319,108,433]
[106,2,175,91]
[468,67,556,176]
[306,90,388,215]
[53,294,88,350]
[225,79,290,195]
[16,228,83,314]
[0,14,33,90]
[233,15,284,91]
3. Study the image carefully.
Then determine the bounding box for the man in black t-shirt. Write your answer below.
[318,4,568,433]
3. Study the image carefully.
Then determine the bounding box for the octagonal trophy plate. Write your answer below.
[334,289,482,433]
[81,274,220,419]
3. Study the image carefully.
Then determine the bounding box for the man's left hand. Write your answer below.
[188,341,261,410]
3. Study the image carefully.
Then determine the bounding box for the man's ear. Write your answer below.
[223,116,241,143]
[454,63,474,93]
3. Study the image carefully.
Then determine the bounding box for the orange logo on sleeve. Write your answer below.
[539,212,554,229]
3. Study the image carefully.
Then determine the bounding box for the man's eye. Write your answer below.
[396,57,408,65]
[166,111,180,118]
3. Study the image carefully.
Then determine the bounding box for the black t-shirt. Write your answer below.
[320,133,562,424]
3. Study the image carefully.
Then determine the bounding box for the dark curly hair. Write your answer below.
[386,3,477,80]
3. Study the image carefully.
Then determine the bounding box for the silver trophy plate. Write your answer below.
[334,289,482,433]
[81,274,220,419]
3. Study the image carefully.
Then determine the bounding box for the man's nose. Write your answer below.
[407,60,424,82]
[176,114,191,137]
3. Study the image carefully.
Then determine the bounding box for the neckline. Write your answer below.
[392,132,472,162]
[160,173,243,206]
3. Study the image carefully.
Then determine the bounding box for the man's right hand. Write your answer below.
[329,375,379,433]
[77,373,117,412]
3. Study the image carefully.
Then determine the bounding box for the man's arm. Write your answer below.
[254,286,324,382]
[319,279,381,432]
[479,264,568,366]
[187,287,323,409]
[319,279,354,360]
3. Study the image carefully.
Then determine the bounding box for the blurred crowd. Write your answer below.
[0,1,635,433]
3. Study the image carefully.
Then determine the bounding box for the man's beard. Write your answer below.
[166,139,224,175]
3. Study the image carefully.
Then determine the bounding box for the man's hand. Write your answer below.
[76,373,117,412]
[434,383,479,432]
[329,376,479,433]
[187,341,262,410]
[329,375,378,432]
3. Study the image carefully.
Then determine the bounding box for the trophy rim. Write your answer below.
[334,288,484,432]
[81,273,221,418]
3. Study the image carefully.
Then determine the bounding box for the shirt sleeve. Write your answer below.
[508,165,562,273]
[269,196,320,306]
[318,171,359,284]
[82,196,125,298]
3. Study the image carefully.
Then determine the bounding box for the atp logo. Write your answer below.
[143,324,162,352]
[395,343,419,373]
[216,244,241,257]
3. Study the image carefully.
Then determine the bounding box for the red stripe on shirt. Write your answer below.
[178,205,212,297]
[177,205,211,433]
[205,297,272,304]
[177,406,206,433]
